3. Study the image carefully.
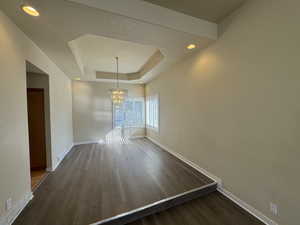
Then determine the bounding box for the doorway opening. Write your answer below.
[26,61,52,191]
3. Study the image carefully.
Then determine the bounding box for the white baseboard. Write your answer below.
[74,137,146,144]
[73,141,98,146]
[129,136,146,140]
[145,136,278,225]
[146,136,222,186]
[0,192,33,225]
[0,143,74,224]
[218,188,278,225]
[51,143,74,171]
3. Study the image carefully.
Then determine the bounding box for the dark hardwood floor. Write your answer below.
[13,138,213,225]
[128,191,265,225]
[31,169,48,191]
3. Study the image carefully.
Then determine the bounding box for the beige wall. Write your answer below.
[0,10,73,222]
[72,81,145,143]
[146,1,300,225]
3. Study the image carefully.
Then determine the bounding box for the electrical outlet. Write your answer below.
[270,202,278,215]
[6,198,12,211]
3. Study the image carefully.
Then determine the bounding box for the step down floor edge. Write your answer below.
[91,182,218,225]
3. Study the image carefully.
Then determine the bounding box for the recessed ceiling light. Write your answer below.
[21,4,40,17]
[187,44,196,50]
[74,77,81,81]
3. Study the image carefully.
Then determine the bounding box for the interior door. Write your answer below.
[27,88,47,170]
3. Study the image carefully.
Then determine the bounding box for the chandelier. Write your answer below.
[111,57,126,105]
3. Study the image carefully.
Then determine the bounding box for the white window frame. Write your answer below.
[146,94,159,132]
[113,97,145,129]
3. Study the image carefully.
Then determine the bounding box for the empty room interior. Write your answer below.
[0,0,299,225]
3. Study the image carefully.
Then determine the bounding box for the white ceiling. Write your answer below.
[69,35,158,76]
[143,0,247,22]
[0,0,222,83]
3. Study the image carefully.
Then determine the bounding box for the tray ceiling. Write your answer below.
[0,0,220,83]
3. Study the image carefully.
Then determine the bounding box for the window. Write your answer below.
[146,94,159,130]
[113,98,145,128]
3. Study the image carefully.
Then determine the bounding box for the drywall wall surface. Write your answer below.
[0,10,73,223]
[146,1,300,224]
[72,81,145,143]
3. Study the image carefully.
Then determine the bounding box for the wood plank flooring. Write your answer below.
[13,138,213,225]
[31,170,48,191]
[128,191,265,225]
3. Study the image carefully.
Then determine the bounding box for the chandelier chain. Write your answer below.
[116,56,119,89]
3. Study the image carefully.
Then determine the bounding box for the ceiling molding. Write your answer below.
[67,0,218,40]
[0,0,216,83]
[96,50,164,81]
